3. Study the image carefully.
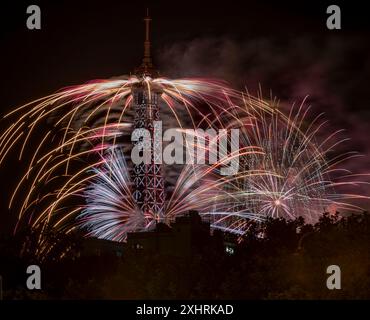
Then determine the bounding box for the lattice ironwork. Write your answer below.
[132,89,165,221]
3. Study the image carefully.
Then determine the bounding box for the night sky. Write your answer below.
[0,0,369,234]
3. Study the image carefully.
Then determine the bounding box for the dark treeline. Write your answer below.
[0,212,369,299]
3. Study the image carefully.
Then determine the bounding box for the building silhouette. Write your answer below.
[80,211,230,258]
[126,210,217,257]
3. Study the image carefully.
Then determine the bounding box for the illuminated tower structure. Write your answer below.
[132,10,165,222]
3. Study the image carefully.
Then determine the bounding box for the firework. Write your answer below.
[80,143,265,238]
[81,94,369,239]
[79,148,142,242]
[0,74,368,255]
[203,95,369,232]
[0,76,264,247]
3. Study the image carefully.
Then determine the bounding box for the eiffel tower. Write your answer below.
[132,9,165,222]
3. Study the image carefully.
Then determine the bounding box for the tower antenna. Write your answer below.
[143,8,151,64]
[136,8,157,76]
